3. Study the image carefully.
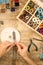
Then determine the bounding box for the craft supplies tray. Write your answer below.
[17,0,43,37]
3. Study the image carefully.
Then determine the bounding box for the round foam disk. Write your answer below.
[1,27,20,42]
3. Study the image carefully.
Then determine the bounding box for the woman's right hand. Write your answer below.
[16,43,28,59]
[16,43,37,65]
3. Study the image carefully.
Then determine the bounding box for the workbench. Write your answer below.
[0,0,43,65]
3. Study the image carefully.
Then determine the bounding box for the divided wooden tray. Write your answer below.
[17,0,43,37]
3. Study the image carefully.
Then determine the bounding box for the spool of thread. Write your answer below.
[14,0,19,6]
[1,9,6,13]
[11,7,15,12]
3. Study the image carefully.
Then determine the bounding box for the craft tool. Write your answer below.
[28,39,38,52]
[12,31,17,65]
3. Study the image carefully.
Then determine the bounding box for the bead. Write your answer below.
[32,17,37,22]
[32,17,40,24]
[29,8,35,14]
[34,5,38,9]
[38,8,43,13]
[40,28,43,35]
[33,22,38,26]
[39,23,43,28]
[40,15,43,20]
[28,1,34,8]
[25,5,30,11]
[37,15,40,18]
[28,21,33,27]
[25,15,29,20]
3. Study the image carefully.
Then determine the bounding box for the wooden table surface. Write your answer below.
[0,0,43,65]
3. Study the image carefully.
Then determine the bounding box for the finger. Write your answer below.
[18,43,26,48]
[3,41,15,48]
[16,43,21,50]
[6,43,15,49]
[6,44,14,52]
[1,41,11,48]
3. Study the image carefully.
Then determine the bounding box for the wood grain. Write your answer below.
[0,0,43,65]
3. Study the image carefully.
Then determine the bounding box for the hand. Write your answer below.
[0,41,15,57]
[16,43,37,65]
[16,43,28,60]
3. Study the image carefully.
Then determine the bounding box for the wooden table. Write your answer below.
[0,0,43,65]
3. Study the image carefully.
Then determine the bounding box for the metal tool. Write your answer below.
[28,38,43,52]
[32,38,43,42]
[28,39,38,52]
[34,38,43,59]
[12,31,17,65]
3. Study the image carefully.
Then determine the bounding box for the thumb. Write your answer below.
[6,44,14,52]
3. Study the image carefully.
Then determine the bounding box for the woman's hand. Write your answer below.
[16,43,28,59]
[16,43,37,65]
[0,41,15,57]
